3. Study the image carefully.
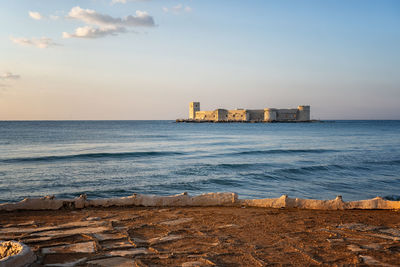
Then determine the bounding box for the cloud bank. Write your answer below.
[63,6,155,39]
[10,37,59,48]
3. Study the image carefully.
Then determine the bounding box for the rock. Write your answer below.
[362,243,383,250]
[148,235,183,245]
[160,218,193,226]
[41,241,96,254]
[0,192,399,211]
[347,244,364,252]
[190,192,238,206]
[74,194,87,209]
[44,257,87,267]
[87,257,135,267]
[86,217,101,221]
[92,232,126,241]
[0,240,36,267]
[21,236,55,243]
[218,224,239,229]
[105,248,149,257]
[359,255,393,266]
[0,196,66,211]
[379,228,400,237]
[32,226,110,238]
[182,261,204,267]
[100,240,135,250]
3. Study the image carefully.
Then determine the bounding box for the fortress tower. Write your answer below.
[189,102,200,119]
[297,105,311,121]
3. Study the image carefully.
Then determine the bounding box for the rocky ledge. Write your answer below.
[0,193,399,211]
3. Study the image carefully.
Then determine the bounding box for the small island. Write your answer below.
[177,102,311,123]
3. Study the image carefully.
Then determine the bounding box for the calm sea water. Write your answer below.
[0,120,399,203]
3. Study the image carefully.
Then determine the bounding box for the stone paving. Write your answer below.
[0,207,400,266]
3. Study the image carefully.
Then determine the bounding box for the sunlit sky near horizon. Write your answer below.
[1,0,399,120]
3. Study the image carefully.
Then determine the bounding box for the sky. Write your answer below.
[1,0,399,120]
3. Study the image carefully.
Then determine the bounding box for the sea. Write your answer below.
[0,120,399,203]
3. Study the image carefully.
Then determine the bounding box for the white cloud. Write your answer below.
[67,7,154,27]
[111,0,149,5]
[163,4,192,14]
[0,72,20,90]
[49,15,60,20]
[10,36,59,49]
[63,25,126,39]
[63,6,155,39]
[29,11,42,20]
[111,0,127,4]
[0,72,20,80]
[29,11,59,21]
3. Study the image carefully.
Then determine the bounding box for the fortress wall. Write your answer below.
[195,110,216,121]
[264,109,277,121]
[188,102,310,122]
[189,102,200,119]
[297,106,311,121]
[275,109,297,121]
[216,109,229,121]
[228,110,248,121]
[247,110,265,121]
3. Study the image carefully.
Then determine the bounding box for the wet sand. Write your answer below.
[1,207,400,266]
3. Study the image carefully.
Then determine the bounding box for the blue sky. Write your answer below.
[1,0,399,120]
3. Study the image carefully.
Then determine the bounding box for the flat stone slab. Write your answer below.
[347,244,364,252]
[22,236,55,243]
[159,218,193,226]
[0,226,57,235]
[100,240,135,250]
[44,257,87,267]
[359,255,393,266]
[93,232,127,241]
[87,257,135,267]
[148,234,183,245]
[42,241,96,254]
[218,224,239,229]
[181,261,206,267]
[105,248,149,257]
[0,221,107,236]
[33,226,111,237]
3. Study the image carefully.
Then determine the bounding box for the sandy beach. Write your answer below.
[1,206,400,266]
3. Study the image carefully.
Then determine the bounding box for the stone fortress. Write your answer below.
[180,102,311,122]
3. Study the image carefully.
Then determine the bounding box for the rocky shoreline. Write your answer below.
[1,192,399,211]
[1,193,399,266]
[1,206,400,266]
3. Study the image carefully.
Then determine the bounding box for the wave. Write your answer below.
[1,151,184,163]
[174,162,272,176]
[228,148,337,156]
[274,163,372,175]
[383,195,400,201]
[365,159,400,166]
